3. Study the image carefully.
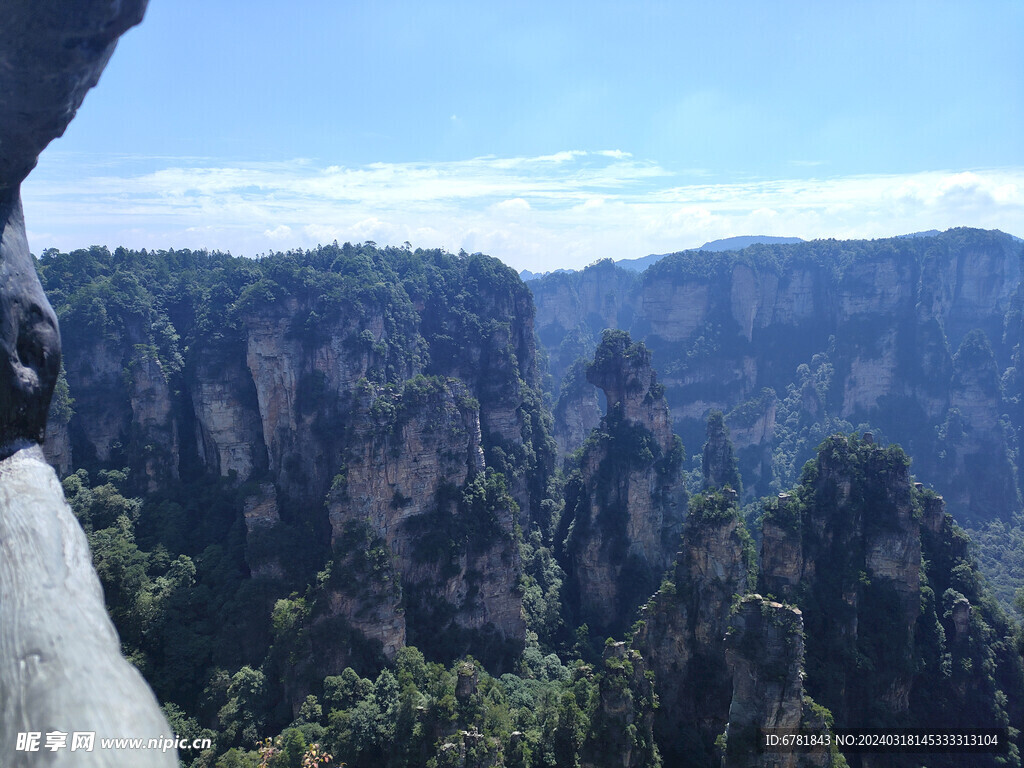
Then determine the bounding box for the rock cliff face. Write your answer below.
[325,376,524,663]
[529,259,638,387]
[528,229,1024,522]
[723,596,834,768]
[58,298,181,489]
[41,246,547,670]
[552,359,603,458]
[634,492,753,766]
[759,435,920,721]
[561,330,686,636]
[702,410,742,493]
[191,343,267,480]
[580,641,659,768]
[0,2,179,765]
[633,433,1022,768]
[756,435,1022,768]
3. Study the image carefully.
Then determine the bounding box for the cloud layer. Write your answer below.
[21,151,1024,271]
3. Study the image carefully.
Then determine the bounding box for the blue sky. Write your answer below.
[21,0,1024,271]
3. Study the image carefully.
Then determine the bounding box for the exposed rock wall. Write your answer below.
[562,331,685,636]
[0,1,176,764]
[759,435,920,721]
[723,595,834,768]
[325,377,524,664]
[529,229,1024,522]
[552,360,602,458]
[1,448,176,768]
[580,641,659,768]
[634,492,752,766]
[42,247,550,675]
[60,316,179,489]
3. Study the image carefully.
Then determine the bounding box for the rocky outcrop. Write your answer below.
[43,369,73,475]
[703,410,742,493]
[725,389,776,502]
[634,492,753,766]
[526,259,637,386]
[59,312,180,489]
[1,0,159,450]
[723,596,834,768]
[191,344,267,480]
[759,435,920,721]
[552,359,602,458]
[936,330,1019,522]
[580,641,659,768]
[562,330,685,636]
[240,297,392,502]
[752,436,1024,767]
[1,446,176,768]
[242,483,283,579]
[325,377,523,664]
[0,2,177,764]
[529,230,1024,521]
[128,349,178,490]
[42,246,551,674]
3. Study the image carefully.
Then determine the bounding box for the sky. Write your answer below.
[20,0,1024,272]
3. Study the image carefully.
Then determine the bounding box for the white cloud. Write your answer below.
[492,197,532,214]
[19,151,1024,272]
[264,224,292,240]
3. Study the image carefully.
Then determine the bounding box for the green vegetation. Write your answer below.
[35,236,1024,767]
[761,435,1024,767]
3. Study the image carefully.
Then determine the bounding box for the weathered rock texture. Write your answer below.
[759,435,920,722]
[323,376,524,667]
[756,435,1023,767]
[0,449,176,767]
[561,330,685,636]
[552,359,602,458]
[634,492,753,767]
[0,1,177,764]
[723,595,834,768]
[41,246,553,672]
[528,230,1024,522]
[702,410,742,493]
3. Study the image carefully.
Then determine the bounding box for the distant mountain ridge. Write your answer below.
[615,235,806,272]
[521,230,1022,280]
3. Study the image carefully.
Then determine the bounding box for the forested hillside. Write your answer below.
[35,242,1024,767]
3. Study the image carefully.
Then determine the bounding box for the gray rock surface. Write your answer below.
[1,448,175,767]
[0,0,146,451]
[1,1,175,764]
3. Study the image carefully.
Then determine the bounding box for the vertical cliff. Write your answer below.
[580,641,660,768]
[757,435,1023,767]
[56,270,182,491]
[324,375,524,666]
[560,330,686,637]
[529,229,1024,522]
[552,359,603,458]
[634,491,754,766]
[759,435,920,722]
[723,595,839,768]
[37,245,552,676]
